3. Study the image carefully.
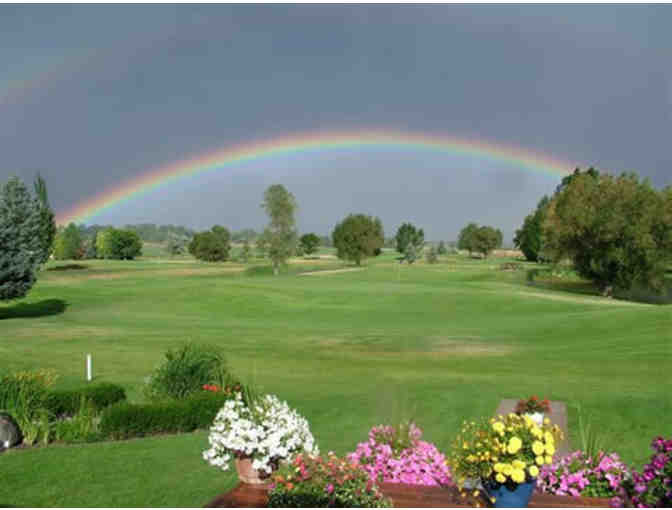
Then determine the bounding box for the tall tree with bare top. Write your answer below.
[261,184,298,275]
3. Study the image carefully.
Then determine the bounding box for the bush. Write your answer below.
[99,391,234,440]
[144,342,233,400]
[0,369,58,417]
[44,383,126,417]
[51,396,103,444]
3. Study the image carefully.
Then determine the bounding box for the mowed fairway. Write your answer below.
[1,253,670,507]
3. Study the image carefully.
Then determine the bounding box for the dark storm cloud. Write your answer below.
[0,4,670,240]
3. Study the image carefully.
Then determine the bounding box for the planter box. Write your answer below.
[205,482,612,508]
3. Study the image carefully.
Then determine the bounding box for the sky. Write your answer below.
[1,4,670,242]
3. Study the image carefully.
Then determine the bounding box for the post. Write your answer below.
[86,354,92,382]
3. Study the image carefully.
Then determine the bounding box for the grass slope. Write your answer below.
[0,254,670,507]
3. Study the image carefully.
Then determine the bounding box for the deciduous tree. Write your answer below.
[514,196,550,262]
[332,214,384,266]
[261,185,298,275]
[395,223,425,255]
[299,233,320,256]
[188,226,231,262]
[53,223,83,260]
[544,171,671,295]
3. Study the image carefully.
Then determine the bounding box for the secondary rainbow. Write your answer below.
[57,129,577,225]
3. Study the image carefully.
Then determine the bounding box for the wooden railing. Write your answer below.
[205,482,612,508]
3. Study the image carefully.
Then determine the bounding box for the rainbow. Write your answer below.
[56,129,578,225]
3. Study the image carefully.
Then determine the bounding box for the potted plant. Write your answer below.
[625,436,672,507]
[347,422,452,486]
[267,452,392,507]
[537,450,631,505]
[202,392,318,484]
[450,413,563,508]
[515,396,551,425]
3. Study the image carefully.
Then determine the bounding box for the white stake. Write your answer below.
[86,354,92,381]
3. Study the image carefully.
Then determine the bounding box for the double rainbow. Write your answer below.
[56,129,577,225]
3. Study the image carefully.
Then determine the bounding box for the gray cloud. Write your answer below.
[0,4,669,241]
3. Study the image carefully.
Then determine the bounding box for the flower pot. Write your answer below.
[486,479,536,508]
[234,457,268,485]
[524,412,544,426]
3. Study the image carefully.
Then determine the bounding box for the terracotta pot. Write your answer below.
[234,457,268,485]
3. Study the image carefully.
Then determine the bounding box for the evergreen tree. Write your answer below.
[0,177,44,300]
[33,174,56,264]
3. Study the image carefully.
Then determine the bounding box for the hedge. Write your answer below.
[99,391,233,440]
[44,383,126,417]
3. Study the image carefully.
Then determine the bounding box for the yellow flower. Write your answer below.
[511,469,526,484]
[507,437,522,454]
[531,427,543,439]
[512,459,526,470]
[528,465,539,477]
[543,417,551,425]
[545,455,553,464]
[492,422,505,434]
[532,441,545,455]
[544,431,555,444]
[493,463,503,473]
[535,456,544,466]
[492,456,498,462]
[545,443,556,456]
[501,464,513,476]
[495,473,506,484]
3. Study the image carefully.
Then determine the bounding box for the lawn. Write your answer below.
[1,253,670,507]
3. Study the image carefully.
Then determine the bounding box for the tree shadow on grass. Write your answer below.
[526,268,672,305]
[46,263,88,271]
[0,299,68,320]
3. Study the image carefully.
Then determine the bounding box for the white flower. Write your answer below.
[202,393,318,474]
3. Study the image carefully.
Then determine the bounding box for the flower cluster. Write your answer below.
[202,393,318,475]
[267,452,391,508]
[202,382,242,395]
[450,413,563,490]
[515,396,551,415]
[627,436,672,508]
[537,450,631,505]
[346,423,452,486]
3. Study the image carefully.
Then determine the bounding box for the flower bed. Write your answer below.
[347,423,452,486]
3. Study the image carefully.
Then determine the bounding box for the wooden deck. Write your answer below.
[205,482,612,508]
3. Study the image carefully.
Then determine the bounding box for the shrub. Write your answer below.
[347,422,452,486]
[538,450,631,504]
[267,453,391,508]
[625,436,672,508]
[99,391,234,440]
[44,383,126,417]
[51,396,103,444]
[0,369,58,416]
[144,343,233,400]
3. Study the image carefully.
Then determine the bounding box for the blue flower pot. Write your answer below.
[486,479,536,508]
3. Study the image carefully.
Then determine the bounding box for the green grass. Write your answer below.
[0,253,670,507]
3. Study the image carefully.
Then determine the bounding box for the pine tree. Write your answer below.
[0,177,44,300]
